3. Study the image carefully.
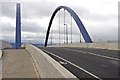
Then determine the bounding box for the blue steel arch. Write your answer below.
[45,6,93,47]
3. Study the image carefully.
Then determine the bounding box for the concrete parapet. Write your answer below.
[0,50,1,80]
[0,57,1,80]
[88,43,119,50]
[49,43,119,50]
[0,50,2,59]
[23,44,78,79]
[0,40,12,60]
[0,40,12,49]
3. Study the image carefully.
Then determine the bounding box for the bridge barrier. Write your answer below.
[0,40,12,79]
[0,40,13,59]
[0,40,13,49]
[0,54,1,80]
[49,43,119,50]
[22,44,78,79]
[0,50,2,59]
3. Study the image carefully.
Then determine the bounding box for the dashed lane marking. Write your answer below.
[43,49,102,80]
[64,48,119,61]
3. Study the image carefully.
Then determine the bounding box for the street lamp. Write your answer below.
[51,30,52,45]
[64,24,68,44]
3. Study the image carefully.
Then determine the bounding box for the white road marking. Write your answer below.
[59,61,68,64]
[64,48,120,61]
[43,49,102,80]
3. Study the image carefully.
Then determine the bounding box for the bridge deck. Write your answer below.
[2,49,39,78]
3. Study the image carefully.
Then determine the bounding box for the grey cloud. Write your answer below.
[72,6,90,17]
[53,6,90,20]
[2,23,15,34]
[0,3,2,17]
[1,1,57,19]
[2,32,15,43]
[1,20,15,42]
[51,27,80,35]
[22,20,46,33]
[85,14,117,22]
[88,24,118,42]
[71,5,117,22]
[1,1,118,43]
[22,1,57,18]
[50,5,117,28]
[1,2,16,18]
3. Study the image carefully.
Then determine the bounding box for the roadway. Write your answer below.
[39,47,120,79]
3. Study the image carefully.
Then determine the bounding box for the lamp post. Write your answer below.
[64,9,65,44]
[51,30,52,45]
[80,31,81,43]
[64,24,68,44]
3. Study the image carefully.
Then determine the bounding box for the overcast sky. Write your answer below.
[0,0,119,44]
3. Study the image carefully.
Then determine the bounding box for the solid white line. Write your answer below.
[43,49,102,80]
[65,48,120,61]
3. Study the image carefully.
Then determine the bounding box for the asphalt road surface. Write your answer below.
[39,47,120,79]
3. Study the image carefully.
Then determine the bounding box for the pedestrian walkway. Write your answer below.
[2,49,40,79]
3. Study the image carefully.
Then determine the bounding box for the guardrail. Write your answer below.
[23,44,78,79]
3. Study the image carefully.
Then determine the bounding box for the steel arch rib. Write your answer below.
[45,6,93,47]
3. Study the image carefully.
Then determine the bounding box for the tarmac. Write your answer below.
[0,40,78,79]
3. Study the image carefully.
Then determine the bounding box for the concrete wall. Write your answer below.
[23,44,78,79]
[49,43,119,50]
[0,40,12,79]
[0,55,1,80]
[0,40,12,49]
[0,50,2,59]
[0,40,12,59]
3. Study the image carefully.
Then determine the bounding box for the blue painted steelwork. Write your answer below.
[45,6,93,47]
[15,3,21,49]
